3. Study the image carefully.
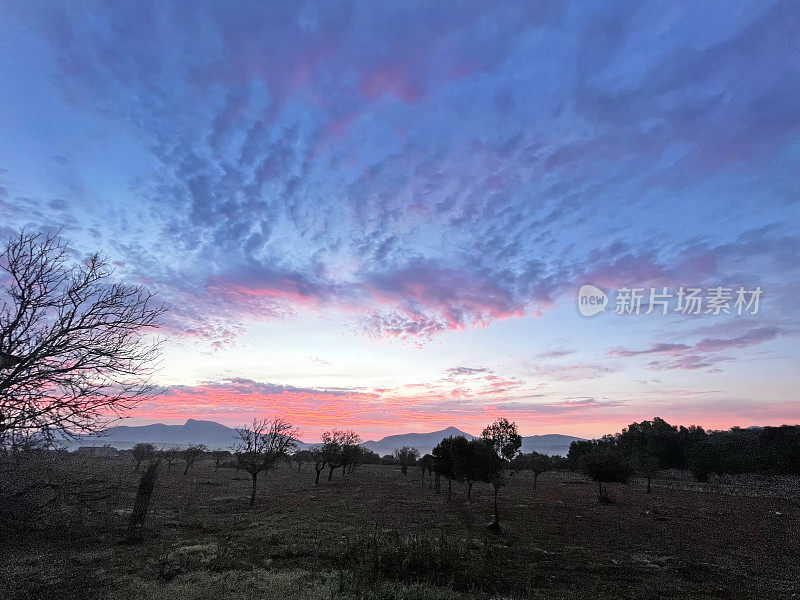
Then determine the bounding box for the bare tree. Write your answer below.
[341,430,363,475]
[310,444,327,484]
[210,450,230,472]
[0,231,167,446]
[161,448,179,470]
[182,444,207,475]
[233,418,297,507]
[293,449,311,473]
[319,429,363,480]
[132,443,157,472]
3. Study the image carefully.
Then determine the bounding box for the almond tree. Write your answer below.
[341,430,363,475]
[210,450,230,472]
[319,429,362,480]
[182,444,207,474]
[310,444,327,484]
[0,231,166,447]
[233,418,297,507]
[132,442,156,472]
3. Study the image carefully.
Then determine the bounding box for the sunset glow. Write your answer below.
[2,2,798,440]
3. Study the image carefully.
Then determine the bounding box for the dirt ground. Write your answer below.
[2,460,798,599]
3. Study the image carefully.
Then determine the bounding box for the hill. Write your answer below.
[67,420,582,456]
[363,426,475,456]
[520,434,583,457]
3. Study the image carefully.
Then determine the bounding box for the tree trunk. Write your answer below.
[128,462,159,538]
[435,473,440,493]
[468,481,473,500]
[533,472,538,489]
[647,476,652,493]
[401,463,407,475]
[447,478,452,500]
[490,483,500,532]
[328,466,334,481]
[597,480,602,499]
[183,462,190,475]
[249,473,258,507]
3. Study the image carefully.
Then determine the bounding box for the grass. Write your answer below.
[2,457,799,599]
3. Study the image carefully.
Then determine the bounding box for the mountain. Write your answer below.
[363,428,583,457]
[66,419,582,456]
[520,434,583,457]
[363,426,475,457]
[68,419,246,450]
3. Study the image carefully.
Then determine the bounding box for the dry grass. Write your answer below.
[2,458,799,599]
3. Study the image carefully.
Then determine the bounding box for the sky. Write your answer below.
[0,1,798,441]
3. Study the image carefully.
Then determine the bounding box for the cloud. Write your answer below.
[606,343,691,358]
[527,362,616,382]
[694,326,783,352]
[3,1,798,349]
[607,326,785,371]
[445,366,491,377]
[535,349,576,359]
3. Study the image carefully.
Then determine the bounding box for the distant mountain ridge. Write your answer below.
[71,419,242,450]
[70,419,583,456]
[362,426,474,457]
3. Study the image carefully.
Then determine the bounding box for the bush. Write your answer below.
[340,531,498,593]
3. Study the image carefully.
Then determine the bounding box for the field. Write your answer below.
[2,458,799,600]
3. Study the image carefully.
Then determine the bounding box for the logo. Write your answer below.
[578,284,608,317]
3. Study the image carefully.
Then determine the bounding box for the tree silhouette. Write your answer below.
[210,450,231,472]
[310,444,327,484]
[635,451,659,493]
[418,453,434,485]
[393,446,420,475]
[132,443,156,472]
[318,429,362,480]
[481,418,522,531]
[432,436,467,500]
[0,231,166,447]
[293,449,312,473]
[463,438,495,500]
[579,447,633,501]
[233,418,297,507]
[513,452,551,489]
[161,448,179,470]
[182,444,207,475]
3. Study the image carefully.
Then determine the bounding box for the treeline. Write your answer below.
[567,418,800,482]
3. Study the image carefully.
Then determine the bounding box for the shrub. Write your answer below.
[340,531,498,593]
